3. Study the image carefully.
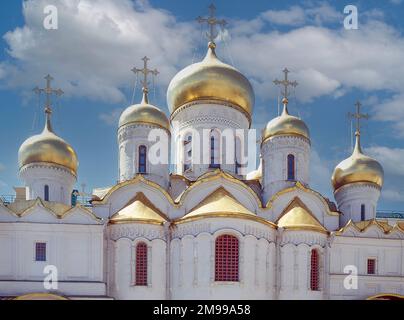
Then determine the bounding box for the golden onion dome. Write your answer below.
[167,42,254,118]
[18,114,78,176]
[119,92,169,131]
[262,101,310,142]
[331,133,384,191]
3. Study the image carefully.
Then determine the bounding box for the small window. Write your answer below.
[135,242,148,286]
[215,235,239,282]
[361,204,366,221]
[44,185,49,201]
[138,145,147,174]
[287,154,295,181]
[35,242,47,262]
[367,259,376,275]
[310,249,319,291]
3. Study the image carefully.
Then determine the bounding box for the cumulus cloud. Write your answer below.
[366,146,404,204]
[372,94,404,137]
[2,0,196,103]
[99,108,123,126]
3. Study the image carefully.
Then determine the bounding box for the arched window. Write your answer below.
[210,130,220,168]
[138,145,147,174]
[183,135,192,172]
[44,185,49,201]
[215,235,239,282]
[310,249,319,291]
[287,154,295,181]
[135,242,148,286]
[361,204,366,221]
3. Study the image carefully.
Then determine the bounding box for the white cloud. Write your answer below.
[372,94,404,137]
[99,108,123,126]
[310,149,333,198]
[381,189,404,202]
[366,146,404,177]
[366,146,404,204]
[2,0,196,103]
[262,6,306,26]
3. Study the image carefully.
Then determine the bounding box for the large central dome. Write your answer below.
[167,43,255,117]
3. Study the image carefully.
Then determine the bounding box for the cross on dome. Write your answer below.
[348,101,369,137]
[33,74,64,132]
[33,74,64,116]
[197,3,227,47]
[273,68,298,106]
[131,56,159,104]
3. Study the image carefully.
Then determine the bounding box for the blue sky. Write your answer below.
[0,0,403,210]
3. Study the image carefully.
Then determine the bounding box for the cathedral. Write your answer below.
[0,6,404,301]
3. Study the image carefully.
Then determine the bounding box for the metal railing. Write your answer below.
[377,210,404,219]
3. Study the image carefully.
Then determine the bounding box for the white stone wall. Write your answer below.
[19,164,76,205]
[107,223,167,299]
[171,101,250,180]
[118,123,170,188]
[261,135,310,204]
[329,236,404,299]
[334,183,381,226]
[0,222,104,297]
[169,218,276,300]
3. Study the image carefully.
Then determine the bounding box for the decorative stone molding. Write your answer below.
[109,224,165,241]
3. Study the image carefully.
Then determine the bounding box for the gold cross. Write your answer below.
[348,101,369,135]
[33,74,63,114]
[273,68,298,104]
[131,56,159,96]
[197,4,227,44]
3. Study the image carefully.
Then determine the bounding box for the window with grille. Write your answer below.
[138,145,147,174]
[287,154,295,181]
[209,131,220,168]
[35,242,47,262]
[310,249,319,291]
[215,235,239,282]
[367,259,376,275]
[135,242,148,286]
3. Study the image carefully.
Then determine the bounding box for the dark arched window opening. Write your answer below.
[210,131,220,169]
[44,185,49,201]
[138,145,147,174]
[135,242,148,286]
[215,235,239,282]
[183,135,192,172]
[310,249,319,291]
[287,154,295,181]
[361,204,366,221]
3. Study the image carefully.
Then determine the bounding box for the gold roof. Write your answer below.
[119,93,170,131]
[332,133,384,191]
[183,187,256,219]
[167,42,254,118]
[276,197,327,233]
[335,219,403,235]
[109,192,167,225]
[262,102,310,142]
[18,115,78,176]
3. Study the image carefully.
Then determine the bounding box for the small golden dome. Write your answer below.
[262,102,310,142]
[18,116,78,176]
[119,93,169,131]
[167,43,254,118]
[332,133,384,191]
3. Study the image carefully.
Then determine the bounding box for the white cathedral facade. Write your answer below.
[1,8,404,300]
